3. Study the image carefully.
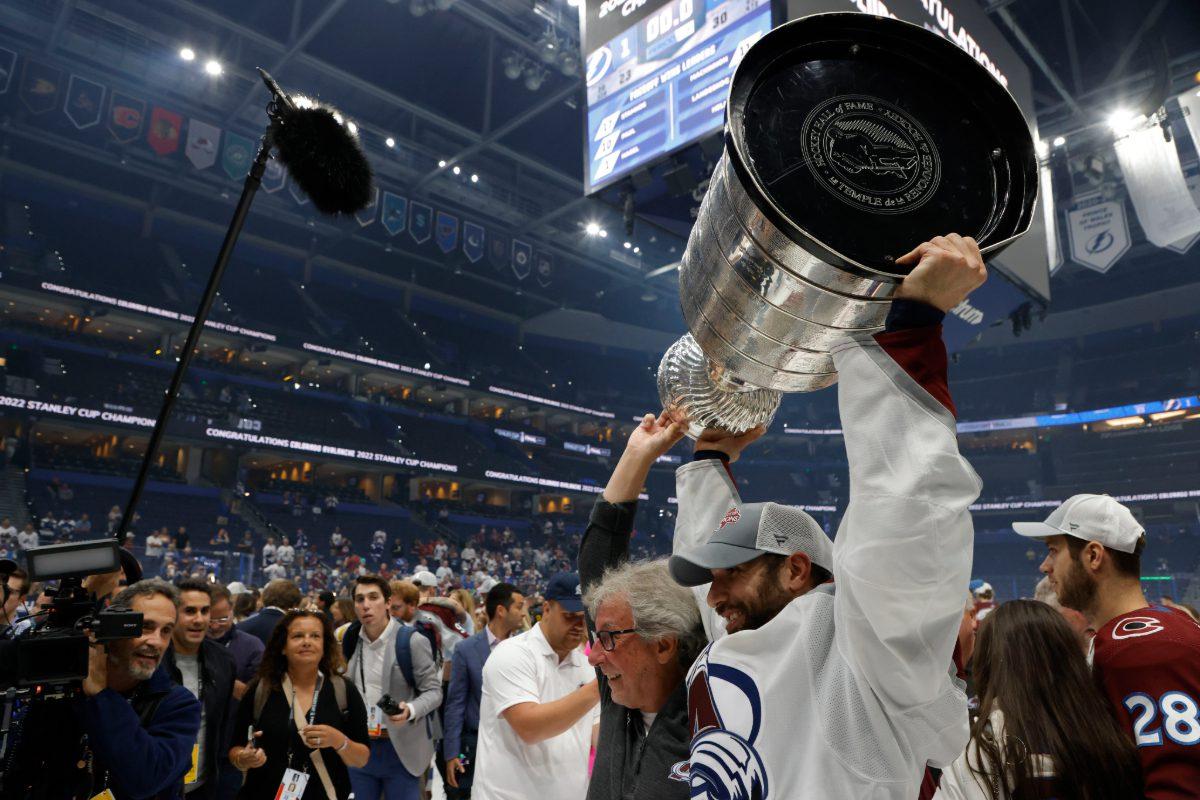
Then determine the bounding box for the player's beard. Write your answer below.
[739,578,794,632]
[1057,558,1098,613]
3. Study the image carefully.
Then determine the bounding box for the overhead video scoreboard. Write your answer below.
[581,0,775,193]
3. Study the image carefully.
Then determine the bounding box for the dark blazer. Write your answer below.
[164,639,237,800]
[442,629,491,758]
[235,607,286,645]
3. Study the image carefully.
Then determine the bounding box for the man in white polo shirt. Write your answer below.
[474,572,599,800]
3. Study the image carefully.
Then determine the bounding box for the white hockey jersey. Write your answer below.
[673,331,981,800]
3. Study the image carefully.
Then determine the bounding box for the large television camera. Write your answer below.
[0,539,143,691]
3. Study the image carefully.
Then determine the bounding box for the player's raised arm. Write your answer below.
[831,235,984,742]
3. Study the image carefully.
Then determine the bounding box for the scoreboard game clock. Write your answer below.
[581,0,775,193]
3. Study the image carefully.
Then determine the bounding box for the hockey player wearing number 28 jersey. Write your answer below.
[671,301,983,799]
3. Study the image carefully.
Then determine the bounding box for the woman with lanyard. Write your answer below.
[230,610,370,799]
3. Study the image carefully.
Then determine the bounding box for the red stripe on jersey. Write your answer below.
[1093,605,1200,800]
[873,325,956,417]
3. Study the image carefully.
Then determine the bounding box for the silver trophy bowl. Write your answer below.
[658,12,1037,436]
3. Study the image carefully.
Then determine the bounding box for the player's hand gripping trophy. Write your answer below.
[657,13,1039,437]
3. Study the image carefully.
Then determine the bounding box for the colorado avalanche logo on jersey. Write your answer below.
[1112,616,1165,640]
[673,645,770,799]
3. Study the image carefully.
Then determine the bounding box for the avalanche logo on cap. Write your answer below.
[718,507,741,531]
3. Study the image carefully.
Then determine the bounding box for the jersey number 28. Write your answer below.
[1124,691,1200,746]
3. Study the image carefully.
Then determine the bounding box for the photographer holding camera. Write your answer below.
[6,577,201,800]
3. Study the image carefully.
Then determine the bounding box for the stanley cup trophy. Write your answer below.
[658,13,1038,437]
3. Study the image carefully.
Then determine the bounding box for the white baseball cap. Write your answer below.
[1011,494,1144,554]
[411,570,438,588]
[669,502,834,587]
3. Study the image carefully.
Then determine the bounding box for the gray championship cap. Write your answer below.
[669,502,834,587]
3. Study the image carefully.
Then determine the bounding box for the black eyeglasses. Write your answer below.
[593,628,639,652]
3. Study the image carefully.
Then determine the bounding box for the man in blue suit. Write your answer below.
[443,581,526,799]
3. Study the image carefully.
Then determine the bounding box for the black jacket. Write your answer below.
[235,607,285,646]
[163,639,237,800]
[578,499,692,800]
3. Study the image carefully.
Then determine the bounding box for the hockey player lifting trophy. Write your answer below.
[657,12,1038,436]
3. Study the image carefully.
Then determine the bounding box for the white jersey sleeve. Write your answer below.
[830,334,981,727]
[673,458,739,642]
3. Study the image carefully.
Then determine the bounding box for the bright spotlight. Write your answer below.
[585,222,601,236]
[633,246,641,254]
[204,59,222,76]
[623,241,631,249]
[1052,135,1066,147]
[452,165,461,175]
[385,136,396,148]
[1107,109,1140,133]
[470,174,479,183]
[598,229,608,238]
[438,159,447,168]
[179,47,196,62]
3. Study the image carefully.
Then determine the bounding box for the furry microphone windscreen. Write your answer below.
[269,98,374,215]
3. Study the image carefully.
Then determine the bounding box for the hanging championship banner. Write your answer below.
[489,232,510,272]
[1039,163,1062,274]
[462,221,484,263]
[1166,161,1200,255]
[382,192,408,236]
[261,153,287,193]
[107,92,145,143]
[1067,193,1130,274]
[222,131,255,180]
[355,187,379,227]
[535,251,554,287]
[146,107,182,156]
[62,74,104,129]
[0,48,16,94]
[435,211,458,253]
[185,119,220,170]
[409,202,432,244]
[289,180,310,206]
[1113,123,1200,247]
[512,239,532,280]
[19,60,61,115]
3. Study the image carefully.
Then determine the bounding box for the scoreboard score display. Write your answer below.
[581,0,774,193]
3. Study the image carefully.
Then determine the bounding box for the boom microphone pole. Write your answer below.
[115,70,374,545]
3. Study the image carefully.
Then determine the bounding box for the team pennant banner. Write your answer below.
[382,192,408,236]
[489,232,510,272]
[107,92,145,143]
[535,251,554,287]
[63,74,104,129]
[289,180,310,206]
[1113,122,1200,247]
[262,153,287,193]
[147,107,182,156]
[185,119,220,170]
[435,211,458,254]
[0,48,16,95]
[409,202,432,244]
[462,221,484,263]
[222,131,255,180]
[20,60,61,115]
[512,239,532,280]
[355,187,379,227]
[1067,193,1130,274]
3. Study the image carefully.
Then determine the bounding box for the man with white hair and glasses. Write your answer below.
[578,413,708,799]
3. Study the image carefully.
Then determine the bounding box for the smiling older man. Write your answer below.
[578,413,707,800]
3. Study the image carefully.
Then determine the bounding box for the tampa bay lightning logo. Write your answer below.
[585,46,613,87]
[677,648,769,799]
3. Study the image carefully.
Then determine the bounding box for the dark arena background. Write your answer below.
[1,6,1200,788]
